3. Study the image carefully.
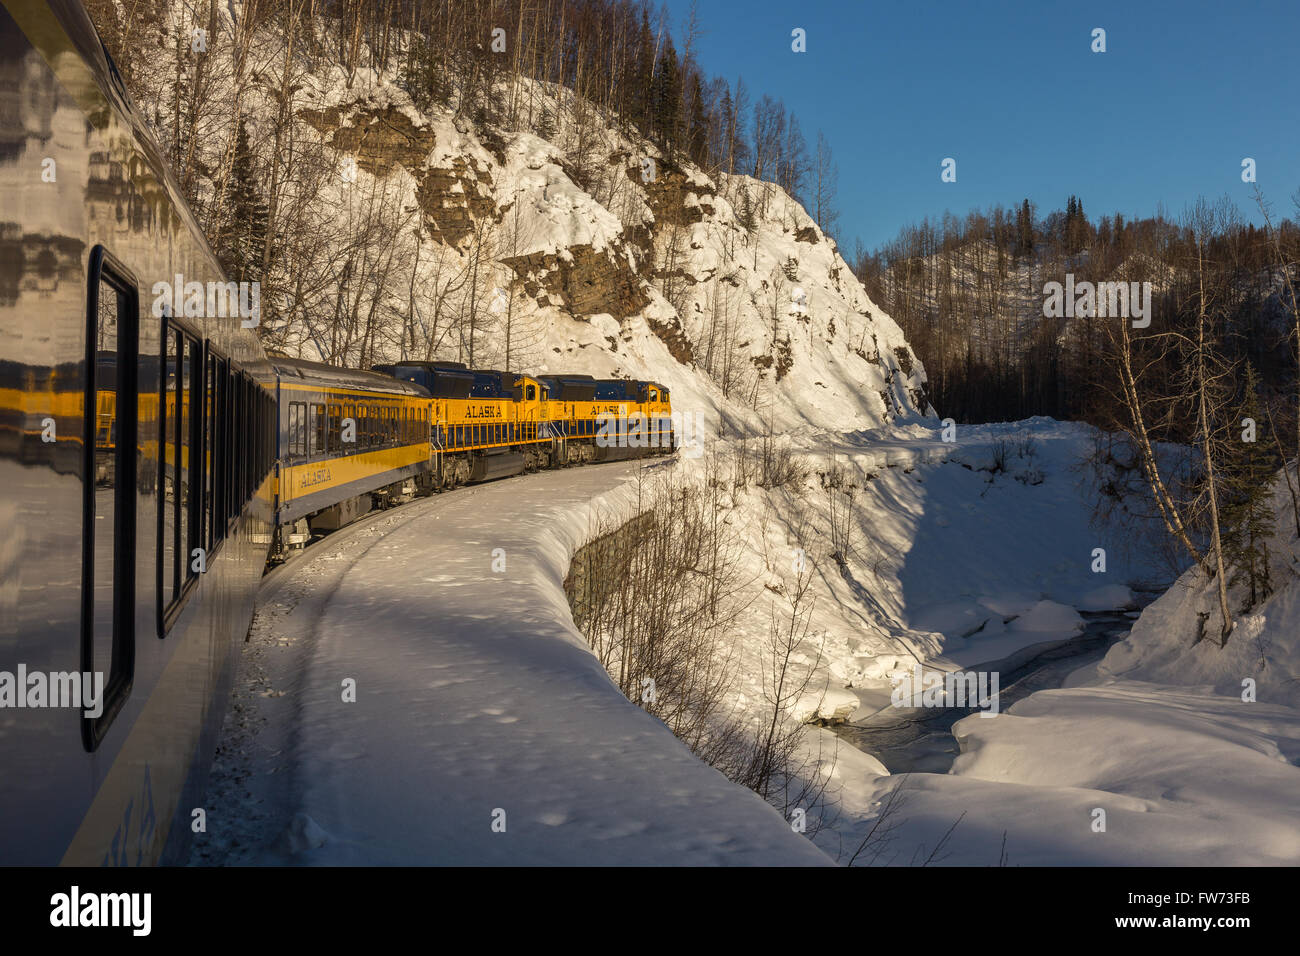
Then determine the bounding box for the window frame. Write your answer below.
[82,245,139,751]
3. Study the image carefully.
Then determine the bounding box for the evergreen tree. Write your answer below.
[631,12,655,137]
[736,184,756,232]
[398,35,450,114]
[221,119,269,284]
[1220,363,1278,608]
[652,39,682,149]
[1016,199,1035,257]
[687,73,708,167]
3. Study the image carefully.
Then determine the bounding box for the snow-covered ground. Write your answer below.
[796,437,1300,866]
[192,460,829,865]
[194,420,1300,866]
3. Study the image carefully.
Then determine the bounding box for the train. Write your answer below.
[270,358,673,553]
[0,0,673,866]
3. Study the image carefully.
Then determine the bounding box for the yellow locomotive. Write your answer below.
[373,361,674,491]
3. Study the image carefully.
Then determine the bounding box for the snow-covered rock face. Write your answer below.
[279,74,932,436]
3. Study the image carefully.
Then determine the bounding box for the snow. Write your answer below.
[828,682,1300,866]
[149,5,1300,867]
[1008,600,1085,634]
[1077,584,1137,611]
[789,688,860,725]
[192,406,1300,867]
[809,457,1300,866]
[196,462,830,865]
[1093,470,1300,707]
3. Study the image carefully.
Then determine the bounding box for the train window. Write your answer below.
[171,330,187,602]
[313,404,325,454]
[243,376,253,496]
[160,330,177,606]
[526,384,536,401]
[248,377,256,491]
[293,402,309,458]
[212,354,227,548]
[328,404,341,449]
[288,403,300,458]
[230,367,241,523]
[84,247,139,749]
[180,338,195,590]
[204,350,216,555]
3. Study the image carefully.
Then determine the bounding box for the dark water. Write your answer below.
[831,613,1133,774]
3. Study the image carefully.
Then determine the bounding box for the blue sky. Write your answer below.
[663,0,1300,252]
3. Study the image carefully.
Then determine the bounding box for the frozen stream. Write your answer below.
[831,613,1133,774]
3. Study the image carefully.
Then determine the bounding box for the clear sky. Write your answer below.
[662,0,1300,252]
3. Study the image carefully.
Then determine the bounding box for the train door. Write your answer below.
[516,377,540,442]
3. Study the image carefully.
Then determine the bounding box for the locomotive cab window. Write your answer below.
[83,246,139,750]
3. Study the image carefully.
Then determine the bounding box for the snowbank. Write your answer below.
[1096,472,1300,707]
[198,461,830,866]
[829,681,1300,866]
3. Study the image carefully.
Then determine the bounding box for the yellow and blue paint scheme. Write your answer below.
[273,357,432,528]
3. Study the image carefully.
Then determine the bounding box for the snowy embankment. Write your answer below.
[673,418,1165,734]
[193,460,830,866]
[808,451,1300,866]
[196,420,1300,867]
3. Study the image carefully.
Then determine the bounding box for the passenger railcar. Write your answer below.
[273,357,431,543]
[1,0,277,864]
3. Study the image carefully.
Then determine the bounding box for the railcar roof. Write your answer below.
[271,357,431,397]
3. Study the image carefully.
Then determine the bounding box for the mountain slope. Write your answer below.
[98,2,932,436]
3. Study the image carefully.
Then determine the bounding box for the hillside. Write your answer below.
[91,1,932,436]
